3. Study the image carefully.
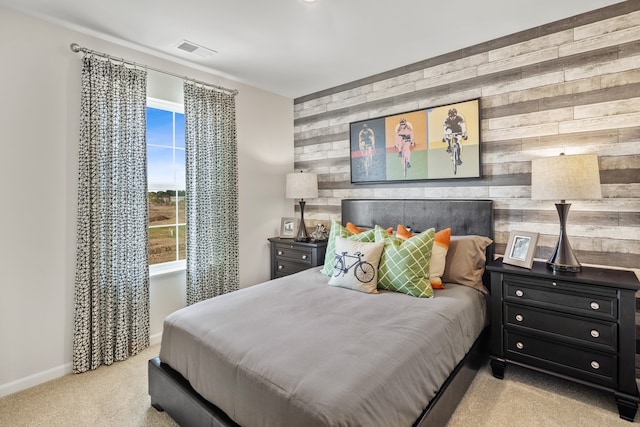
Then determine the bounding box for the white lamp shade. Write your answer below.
[285,172,318,199]
[531,154,602,201]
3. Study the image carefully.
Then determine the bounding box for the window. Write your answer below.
[147,98,185,270]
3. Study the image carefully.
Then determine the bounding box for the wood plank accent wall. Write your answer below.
[293,1,640,271]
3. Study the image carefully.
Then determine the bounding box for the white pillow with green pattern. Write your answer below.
[374,225,435,298]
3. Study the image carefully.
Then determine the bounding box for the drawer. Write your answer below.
[504,303,617,352]
[274,244,313,265]
[503,276,617,320]
[274,259,309,277]
[504,330,617,387]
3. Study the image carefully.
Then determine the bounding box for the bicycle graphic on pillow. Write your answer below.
[333,251,375,283]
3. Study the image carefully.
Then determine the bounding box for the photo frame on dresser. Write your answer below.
[349,98,480,183]
[280,217,299,239]
[503,231,539,269]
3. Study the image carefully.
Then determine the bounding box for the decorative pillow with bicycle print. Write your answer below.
[321,221,376,276]
[328,237,385,294]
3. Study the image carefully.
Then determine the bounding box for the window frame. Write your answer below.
[147,97,186,276]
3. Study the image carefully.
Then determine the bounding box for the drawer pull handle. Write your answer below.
[590,302,600,310]
[302,255,308,260]
[516,342,524,350]
[591,361,600,370]
[278,265,284,270]
[515,314,524,322]
[515,289,524,297]
[278,251,283,256]
[590,329,600,338]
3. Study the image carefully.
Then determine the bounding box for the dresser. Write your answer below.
[487,258,640,421]
[268,237,327,279]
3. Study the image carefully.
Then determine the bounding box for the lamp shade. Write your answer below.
[285,172,318,199]
[531,154,602,201]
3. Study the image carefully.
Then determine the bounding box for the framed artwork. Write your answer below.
[503,231,539,269]
[349,99,480,183]
[280,217,299,239]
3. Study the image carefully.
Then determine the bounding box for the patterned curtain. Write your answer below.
[73,55,149,373]
[184,82,239,305]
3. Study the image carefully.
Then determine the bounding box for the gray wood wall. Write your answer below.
[293,1,640,271]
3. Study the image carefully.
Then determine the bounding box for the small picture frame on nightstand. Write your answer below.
[503,230,539,269]
[280,217,299,238]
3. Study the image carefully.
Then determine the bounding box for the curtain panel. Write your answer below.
[73,55,149,373]
[184,82,239,305]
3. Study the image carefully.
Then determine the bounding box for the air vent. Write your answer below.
[176,40,217,58]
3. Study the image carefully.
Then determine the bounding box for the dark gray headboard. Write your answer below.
[341,199,494,260]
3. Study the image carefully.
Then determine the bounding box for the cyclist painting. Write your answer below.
[442,108,467,165]
[358,124,375,176]
[395,118,415,176]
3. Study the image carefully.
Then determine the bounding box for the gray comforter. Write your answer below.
[159,267,486,427]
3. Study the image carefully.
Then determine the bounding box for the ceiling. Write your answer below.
[0,0,624,98]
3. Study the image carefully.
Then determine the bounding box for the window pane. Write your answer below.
[149,226,178,265]
[148,146,174,187]
[175,113,185,148]
[175,148,185,189]
[149,192,177,226]
[147,101,185,267]
[177,225,186,261]
[147,107,174,147]
[177,192,186,224]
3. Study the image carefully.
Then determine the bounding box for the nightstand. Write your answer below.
[268,237,327,279]
[487,258,640,421]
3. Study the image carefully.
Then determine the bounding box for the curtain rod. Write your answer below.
[69,43,238,96]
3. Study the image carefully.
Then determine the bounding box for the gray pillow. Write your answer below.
[442,235,493,294]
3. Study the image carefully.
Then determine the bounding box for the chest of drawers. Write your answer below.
[487,258,639,421]
[268,237,327,279]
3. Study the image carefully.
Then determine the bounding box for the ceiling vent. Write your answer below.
[176,40,217,58]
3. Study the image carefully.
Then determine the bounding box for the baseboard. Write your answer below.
[0,362,72,398]
[1,335,162,399]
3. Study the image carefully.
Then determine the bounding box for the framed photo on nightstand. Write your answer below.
[280,217,299,239]
[503,231,539,269]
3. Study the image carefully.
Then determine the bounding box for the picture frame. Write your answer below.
[280,217,299,239]
[503,231,539,269]
[349,98,480,183]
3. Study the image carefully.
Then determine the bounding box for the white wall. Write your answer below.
[0,7,293,396]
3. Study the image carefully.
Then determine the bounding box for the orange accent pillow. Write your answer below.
[396,224,413,240]
[345,222,364,234]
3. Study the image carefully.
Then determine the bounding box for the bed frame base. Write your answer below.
[149,357,239,427]
[149,199,494,426]
[149,328,488,427]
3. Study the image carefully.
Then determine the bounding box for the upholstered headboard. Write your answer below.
[341,199,494,260]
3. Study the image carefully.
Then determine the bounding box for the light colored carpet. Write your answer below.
[0,344,637,426]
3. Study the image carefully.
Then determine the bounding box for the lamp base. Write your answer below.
[547,202,581,273]
[546,260,581,273]
[295,200,310,242]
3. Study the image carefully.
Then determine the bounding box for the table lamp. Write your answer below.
[531,153,602,272]
[285,171,318,242]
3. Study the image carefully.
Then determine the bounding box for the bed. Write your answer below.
[149,198,494,427]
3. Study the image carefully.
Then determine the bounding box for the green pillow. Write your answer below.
[375,225,435,298]
[321,221,376,276]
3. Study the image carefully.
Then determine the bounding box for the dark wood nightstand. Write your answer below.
[268,237,327,279]
[487,258,640,421]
